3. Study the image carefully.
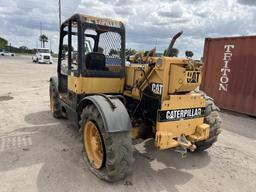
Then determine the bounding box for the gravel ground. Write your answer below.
[0,55,256,192]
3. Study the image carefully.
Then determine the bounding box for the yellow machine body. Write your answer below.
[66,56,209,150]
[62,14,209,150]
[51,14,221,182]
[68,75,124,94]
[124,56,209,149]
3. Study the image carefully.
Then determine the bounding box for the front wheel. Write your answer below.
[80,105,133,182]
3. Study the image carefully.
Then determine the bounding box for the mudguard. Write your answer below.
[78,95,132,133]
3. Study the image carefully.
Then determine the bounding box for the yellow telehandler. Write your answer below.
[49,14,221,182]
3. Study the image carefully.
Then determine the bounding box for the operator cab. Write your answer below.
[57,14,126,96]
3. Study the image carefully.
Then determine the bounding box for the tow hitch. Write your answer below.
[175,135,197,158]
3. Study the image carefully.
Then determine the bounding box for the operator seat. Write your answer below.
[85,52,108,71]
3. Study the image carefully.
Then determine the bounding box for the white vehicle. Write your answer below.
[0,49,15,56]
[32,48,53,64]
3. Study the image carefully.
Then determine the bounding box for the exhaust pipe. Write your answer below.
[164,31,183,57]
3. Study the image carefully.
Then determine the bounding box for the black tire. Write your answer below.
[194,92,222,151]
[49,81,62,118]
[80,104,133,182]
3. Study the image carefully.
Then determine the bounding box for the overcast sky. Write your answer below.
[0,0,256,58]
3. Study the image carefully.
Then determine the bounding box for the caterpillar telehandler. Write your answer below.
[49,14,221,182]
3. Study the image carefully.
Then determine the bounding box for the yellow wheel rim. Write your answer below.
[50,91,54,112]
[83,121,104,169]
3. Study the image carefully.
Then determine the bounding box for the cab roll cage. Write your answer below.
[57,13,126,78]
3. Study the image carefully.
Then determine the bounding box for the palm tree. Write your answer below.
[39,34,48,48]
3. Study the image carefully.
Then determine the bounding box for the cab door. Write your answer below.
[58,20,79,108]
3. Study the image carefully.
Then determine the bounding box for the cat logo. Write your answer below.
[186,71,200,83]
[151,83,163,95]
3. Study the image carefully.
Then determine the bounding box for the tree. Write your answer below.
[164,47,179,57]
[61,44,74,60]
[62,44,74,53]
[39,34,48,48]
[109,49,118,56]
[185,50,194,58]
[125,48,136,57]
[0,37,8,48]
[19,46,28,50]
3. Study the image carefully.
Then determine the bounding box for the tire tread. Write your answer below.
[49,81,62,118]
[195,91,222,152]
[80,105,133,182]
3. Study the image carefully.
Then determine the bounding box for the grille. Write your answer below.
[44,56,50,59]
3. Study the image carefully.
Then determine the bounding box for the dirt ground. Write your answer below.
[0,55,256,192]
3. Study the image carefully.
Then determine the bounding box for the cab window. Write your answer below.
[83,28,123,77]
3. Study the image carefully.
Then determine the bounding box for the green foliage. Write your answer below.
[19,46,29,50]
[164,47,179,57]
[185,50,194,58]
[109,49,118,56]
[3,45,36,54]
[125,48,136,56]
[62,44,74,53]
[0,37,8,48]
[39,34,48,48]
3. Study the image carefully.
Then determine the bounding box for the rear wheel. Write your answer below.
[49,81,62,118]
[80,105,133,182]
[194,93,222,151]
